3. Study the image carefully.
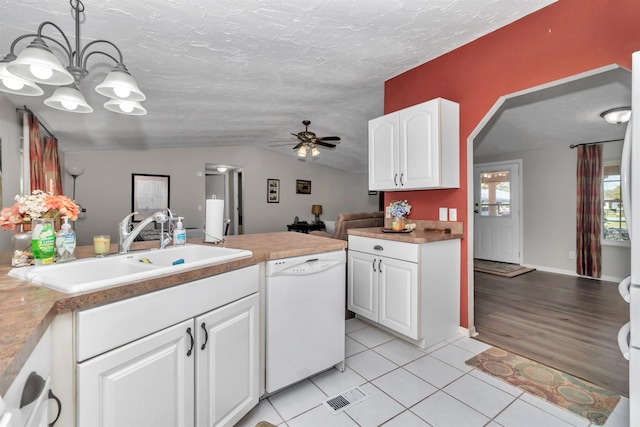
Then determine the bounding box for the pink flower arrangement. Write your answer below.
[0,190,79,232]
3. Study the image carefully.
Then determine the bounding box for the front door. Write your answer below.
[473,161,521,264]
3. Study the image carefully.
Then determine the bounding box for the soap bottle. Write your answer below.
[56,216,76,262]
[173,217,187,246]
[32,218,55,265]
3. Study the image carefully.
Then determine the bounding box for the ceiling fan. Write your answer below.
[270,120,341,158]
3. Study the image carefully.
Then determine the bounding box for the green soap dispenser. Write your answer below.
[56,216,76,262]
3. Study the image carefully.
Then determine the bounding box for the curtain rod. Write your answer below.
[569,138,624,149]
[16,106,55,139]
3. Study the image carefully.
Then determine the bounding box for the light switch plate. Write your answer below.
[449,208,457,221]
[439,207,448,221]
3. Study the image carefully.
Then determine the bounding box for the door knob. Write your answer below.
[474,209,479,214]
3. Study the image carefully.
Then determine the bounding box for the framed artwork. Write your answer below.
[131,174,170,222]
[296,179,311,194]
[267,178,280,203]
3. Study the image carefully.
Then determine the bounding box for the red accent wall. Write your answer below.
[384,0,640,328]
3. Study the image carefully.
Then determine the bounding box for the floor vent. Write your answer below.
[322,386,369,414]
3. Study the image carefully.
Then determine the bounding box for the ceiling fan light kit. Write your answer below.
[0,0,146,115]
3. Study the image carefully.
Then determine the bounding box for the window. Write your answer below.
[602,163,629,243]
[480,170,511,217]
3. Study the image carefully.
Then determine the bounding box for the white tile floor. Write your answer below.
[236,318,631,427]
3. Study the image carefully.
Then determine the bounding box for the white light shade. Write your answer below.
[0,61,43,96]
[297,145,307,157]
[104,98,147,115]
[311,147,320,157]
[601,107,631,125]
[7,38,74,85]
[66,166,85,177]
[95,67,146,101]
[44,86,93,113]
[216,167,228,173]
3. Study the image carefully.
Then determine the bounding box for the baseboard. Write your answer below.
[462,325,477,337]
[523,263,624,284]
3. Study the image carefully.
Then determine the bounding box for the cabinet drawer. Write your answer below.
[348,236,418,262]
[76,265,259,362]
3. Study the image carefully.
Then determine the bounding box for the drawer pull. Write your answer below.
[49,389,62,427]
[200,322,209,350]
[373,245,384,251]
[20,371,45,408]
[186,327,194,356]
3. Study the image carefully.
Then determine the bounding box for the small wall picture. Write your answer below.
[296,179,311,194]
[267,178,280,203]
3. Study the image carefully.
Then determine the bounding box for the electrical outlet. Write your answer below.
[449,208,457,221]
[439,207,448,221]
[569,251,575,259]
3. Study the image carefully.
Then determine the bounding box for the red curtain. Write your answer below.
[28,113,45,192]
[43,137,63,195]
[576,144,602,278]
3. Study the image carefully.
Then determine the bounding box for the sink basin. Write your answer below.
[9,244,252,294]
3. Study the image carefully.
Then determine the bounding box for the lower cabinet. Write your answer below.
[348,250,419,339]
[78,293,259,427]
[347,235,460,348]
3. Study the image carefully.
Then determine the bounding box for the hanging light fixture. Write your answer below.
[600,107,631,125]
[0,0,146,115]
[297,142,321,158]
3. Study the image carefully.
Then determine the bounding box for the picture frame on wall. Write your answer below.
[267,178,280,203]
[296,179,311,194]
[131,174,170,222]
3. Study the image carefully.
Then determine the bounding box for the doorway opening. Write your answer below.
[205,164,243,235]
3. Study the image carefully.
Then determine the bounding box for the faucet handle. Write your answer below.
[119,212,138,229]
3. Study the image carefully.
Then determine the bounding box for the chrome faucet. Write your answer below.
[118,211,171,253]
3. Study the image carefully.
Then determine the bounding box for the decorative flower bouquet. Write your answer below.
[389,199,412,218]
[0,190,79,232]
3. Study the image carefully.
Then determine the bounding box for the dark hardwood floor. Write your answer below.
[473,270,630,397]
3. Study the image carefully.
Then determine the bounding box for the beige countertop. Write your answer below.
[348,220,464,243]
[0,232,346,396]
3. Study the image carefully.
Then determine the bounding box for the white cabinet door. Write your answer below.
[368,113,399,191]
[399,101,440,189]
[347,250,378,321]
[77,319,195,427]
[195,294,259,427]
[378,256,419,339]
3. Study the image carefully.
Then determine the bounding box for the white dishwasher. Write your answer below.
[265,249,346,393]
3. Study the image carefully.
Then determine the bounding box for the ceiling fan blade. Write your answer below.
[315,141,336,148]
[318,136,341,141]
[292,142,304,149]
[268,141,296,146]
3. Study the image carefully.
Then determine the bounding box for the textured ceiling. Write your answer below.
[0,0,557,173]
[474,66,631,158]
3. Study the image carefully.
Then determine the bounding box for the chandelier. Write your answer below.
[0,0,146,115]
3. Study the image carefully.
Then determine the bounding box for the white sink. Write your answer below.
[9,244,252,294]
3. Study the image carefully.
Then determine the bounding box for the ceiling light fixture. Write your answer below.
[0,0,146,115]
[600,107,631,125]
[297,142,320,158]
[216,167,228,173]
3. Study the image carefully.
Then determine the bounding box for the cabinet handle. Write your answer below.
[378,259,382,272]
[394,174,398,186]
[200,322,209,350]
[372,259,377,272]
[400,173,404,186]
[373,245,383,251]
[186,327,194,356]
[48,389,62,427]
[20,372,45,408]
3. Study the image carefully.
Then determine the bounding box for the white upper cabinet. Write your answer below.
[368,98,460,191]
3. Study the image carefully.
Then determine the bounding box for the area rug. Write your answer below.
[466,347,620,425]
[473,258,536,277]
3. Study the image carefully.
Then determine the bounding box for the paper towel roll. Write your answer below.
[205,199,225,242]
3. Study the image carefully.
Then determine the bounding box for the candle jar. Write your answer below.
[391,216,405,231]
[11,226,34,267]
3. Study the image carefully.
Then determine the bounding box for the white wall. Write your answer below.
[0,95,23,251]
[64,145,378,245]
[475,141,630,282]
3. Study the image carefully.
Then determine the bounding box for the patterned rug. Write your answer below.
[474,258,536,278]
[466,347,620,425]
